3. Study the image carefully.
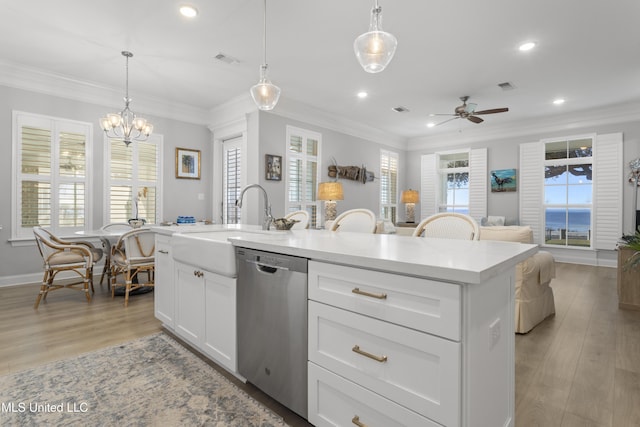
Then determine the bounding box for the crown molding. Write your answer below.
[407,101,640,151]
[0,60,210,125]
[272,97,408,150]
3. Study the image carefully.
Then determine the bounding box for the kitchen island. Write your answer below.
[152,226,537,427]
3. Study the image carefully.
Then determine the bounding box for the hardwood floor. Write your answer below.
[1,263,639,426]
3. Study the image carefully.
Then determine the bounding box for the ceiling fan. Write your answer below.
[431,96,509,126]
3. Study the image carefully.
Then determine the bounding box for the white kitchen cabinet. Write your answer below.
[173,260,237,373]
[308,260,516,427]
[154,234,175,329]
[202,271,237,372]
[174,261,205,348]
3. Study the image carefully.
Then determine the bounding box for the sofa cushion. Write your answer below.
[479,225,533,244]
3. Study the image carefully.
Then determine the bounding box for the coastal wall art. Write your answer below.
[491,168,516,192]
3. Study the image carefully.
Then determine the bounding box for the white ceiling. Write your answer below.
[2,0,640,140]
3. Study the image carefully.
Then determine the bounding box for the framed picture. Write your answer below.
[176,148,201,179]
[265,154,282,181]
[490,168,517,192]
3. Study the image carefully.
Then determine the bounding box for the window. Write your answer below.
[438,151,470,213]
[286,126,321,228]
[420,148,486,221]
[520,133,622,250]
[105,135,161,224]
[223,137,242,224]
[12,111,92,239]
[380,149,398,223]
[543,138,593,247]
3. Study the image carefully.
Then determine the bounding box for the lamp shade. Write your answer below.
[401,189,419,204]
[318,182,344,201]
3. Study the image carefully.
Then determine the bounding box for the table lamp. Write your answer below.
[318,182,344,221]
[401,189,419,223]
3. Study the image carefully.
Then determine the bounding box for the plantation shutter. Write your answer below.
[223,137,242,224]
[519,141,544,243]
[286,126,321,228]
[380,150,398,222]
[593,132,623,249]
[106,135,161,224]
[468,147,487,222]
[420,154,437,219]
[14,112,91,238]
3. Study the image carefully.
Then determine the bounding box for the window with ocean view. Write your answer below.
[543,138,593,247]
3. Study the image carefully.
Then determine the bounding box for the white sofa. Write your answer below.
[479,226,556,333]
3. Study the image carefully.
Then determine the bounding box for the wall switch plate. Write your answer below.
[489,318,501,350]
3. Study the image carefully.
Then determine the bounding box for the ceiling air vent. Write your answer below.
[214,53,238,64]
[392,106,410,113]
[498,82,515,91]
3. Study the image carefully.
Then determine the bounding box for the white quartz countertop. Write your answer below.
[152,225,538,284]
[228,229,537,284]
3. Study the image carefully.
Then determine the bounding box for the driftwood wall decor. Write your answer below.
[328,162,375,184]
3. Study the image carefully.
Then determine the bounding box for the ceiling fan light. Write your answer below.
[354,2,397,73]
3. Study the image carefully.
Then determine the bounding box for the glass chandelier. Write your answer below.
[100,51,153,146]
[353,0,398,73]
[250,0,281,110]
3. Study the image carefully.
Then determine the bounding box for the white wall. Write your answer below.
[0,85,212,283]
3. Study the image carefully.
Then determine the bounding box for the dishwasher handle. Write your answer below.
[245,259,290,274]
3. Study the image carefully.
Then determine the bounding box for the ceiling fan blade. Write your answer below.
[434,117,461,126]
[473,107,509,115]
[467,115,484,124]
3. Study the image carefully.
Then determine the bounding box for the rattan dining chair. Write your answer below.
[284,210,310,229]
[110,228,155,307]
[33,226,103,308]
[330,209,377,233]
[99,222,133,286]
[411,212,480,240]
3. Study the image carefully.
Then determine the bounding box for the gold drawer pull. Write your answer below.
[352,287,387,300]
[352,415,368,427]
[352,345,387,363]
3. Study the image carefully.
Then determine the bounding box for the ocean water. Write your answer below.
[545,208,590,232]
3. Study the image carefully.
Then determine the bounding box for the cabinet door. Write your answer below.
[203,271,237,372]
[154,235,175,328]
[174,261,205,347]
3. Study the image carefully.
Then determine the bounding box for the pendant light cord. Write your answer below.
[262,0,267,66]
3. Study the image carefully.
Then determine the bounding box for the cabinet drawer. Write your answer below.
[309,261,460,340]
[308,362,439,427]
[309,301,460,426]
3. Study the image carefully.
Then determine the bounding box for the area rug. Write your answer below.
[0,333,289,426]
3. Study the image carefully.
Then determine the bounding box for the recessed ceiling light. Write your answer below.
[553,98,565,105]
[426,122,436,128]
[357,91,368,99]
[180,5,198,18]
[519,41,536,51]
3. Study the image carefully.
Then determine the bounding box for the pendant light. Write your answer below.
[100,51,153,146]
[250,0,281,110]
[353,0,397,73]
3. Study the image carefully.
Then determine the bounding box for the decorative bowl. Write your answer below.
[272,218,299,230]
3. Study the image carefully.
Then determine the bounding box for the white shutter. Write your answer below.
[519,142,544,243]
[223,137,242,224]
[468,147,487,222]
[593,132,623,249]
[421,154,437,219]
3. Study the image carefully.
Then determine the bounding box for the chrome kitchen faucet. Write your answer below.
[236,184,274,230]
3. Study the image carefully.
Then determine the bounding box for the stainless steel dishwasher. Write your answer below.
[236,247,308,419]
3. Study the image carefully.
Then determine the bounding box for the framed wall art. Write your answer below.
[176,147,201,179]
[265,154,282,181]
[490,168,517,192]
